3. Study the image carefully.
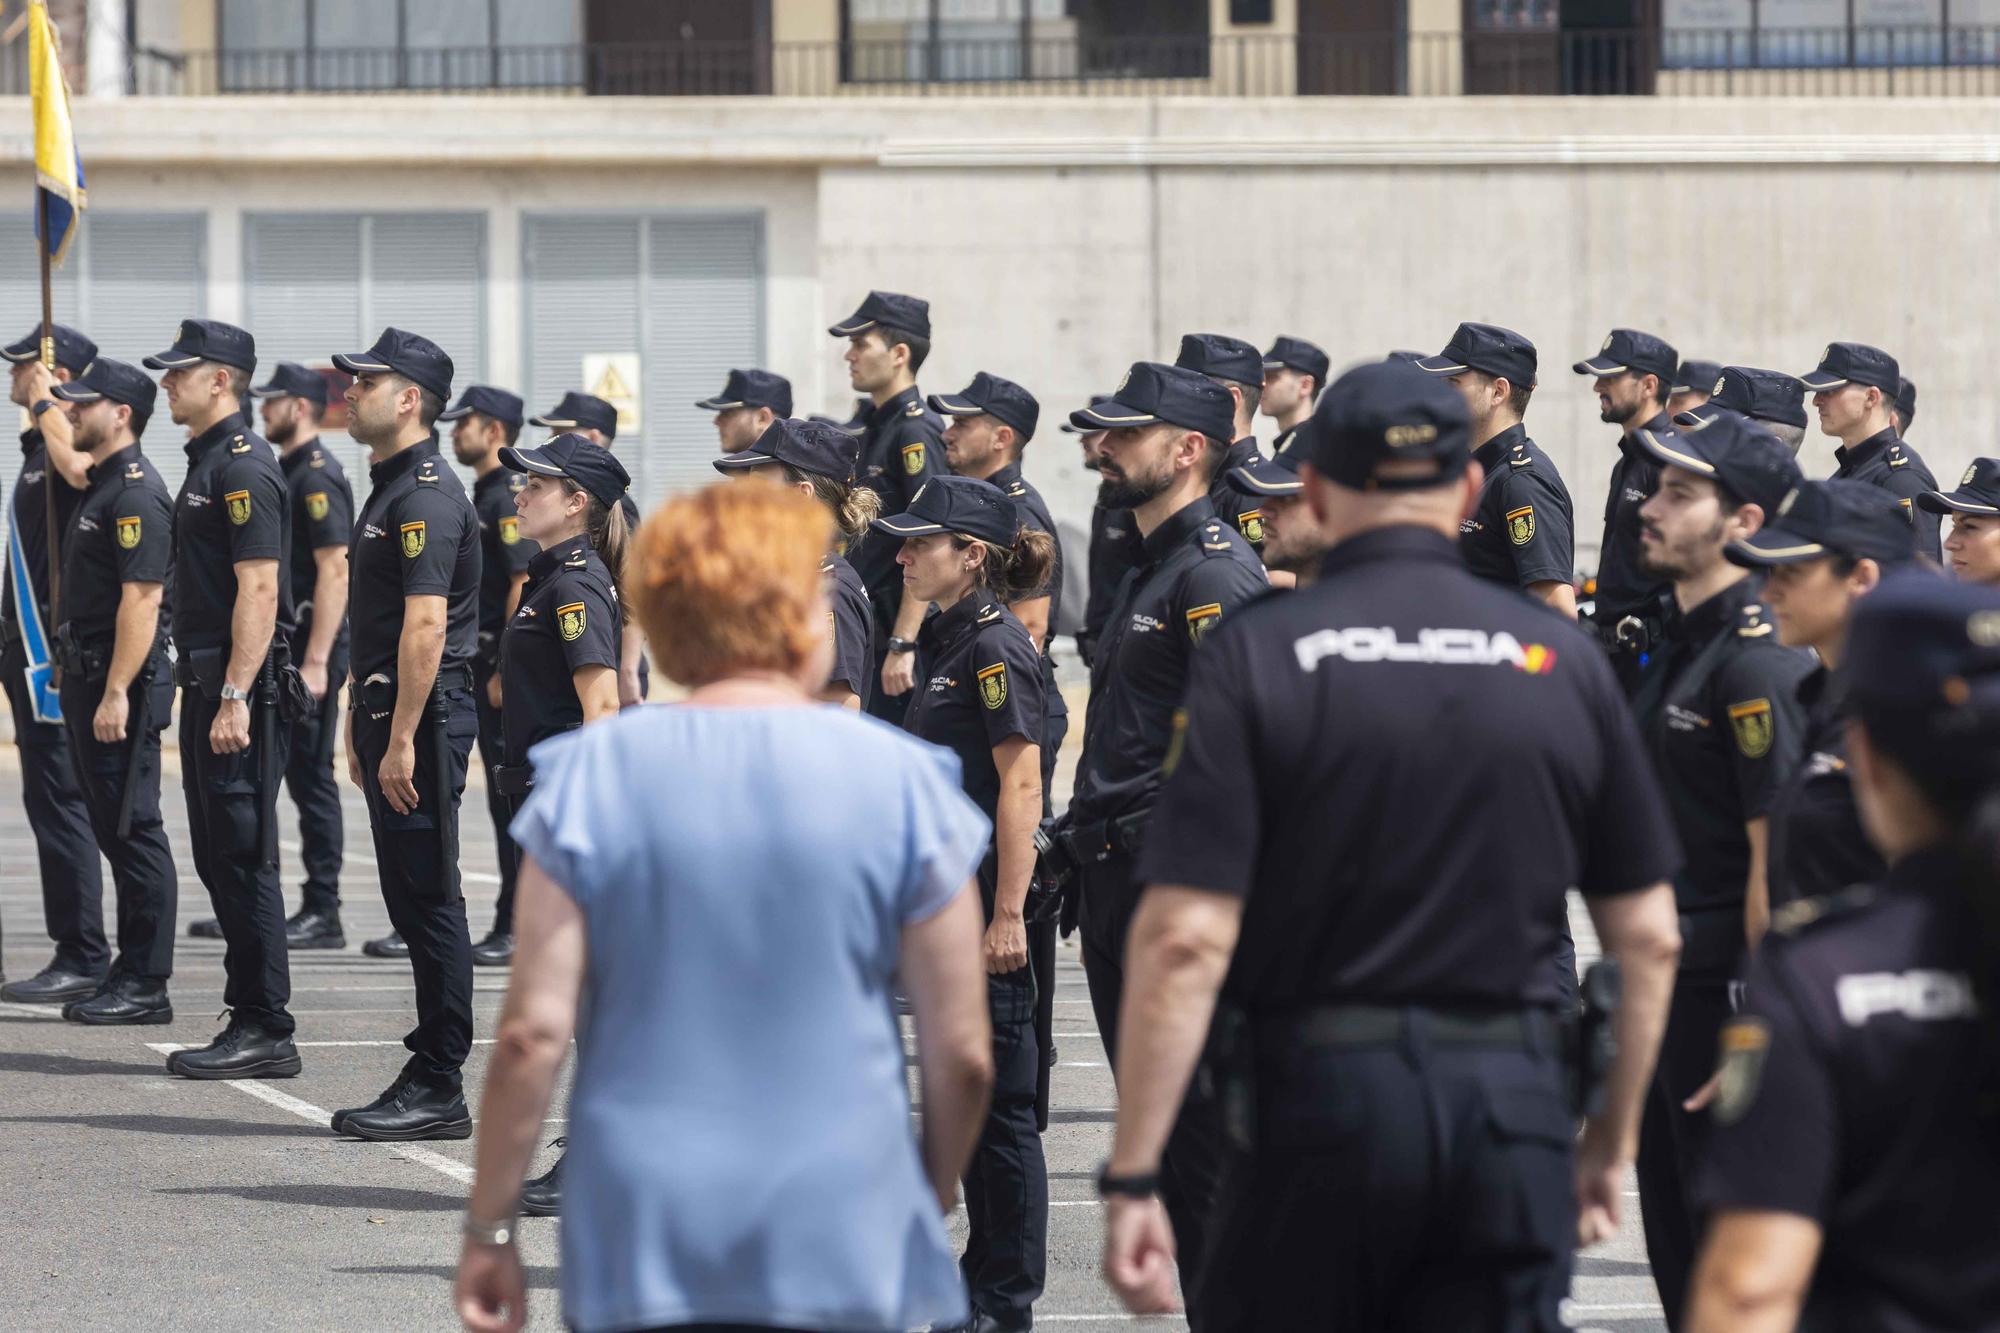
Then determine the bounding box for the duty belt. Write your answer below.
[51,624,109,681]
[1273,1004,1555,1051]
[1590,609,1662,657]
[491,763,534,797]
[1061,809,1151,864]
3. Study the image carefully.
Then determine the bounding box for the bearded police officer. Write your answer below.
[147,320,303,1079]
[1173,333,1269,557]
[697,368,793,455]
[1102,359,1683,1329]
[47,359,180,1025]
[1674,366,1810,457]
[0,324,108,1005]
[255,361,352,951]
[1626,411,1814,1328]
[1062,362,1267,1306]
[1226,447,1330,585]
[439,384,535,967]
[1258,335,1329,457]
[332,328,482,1142]
[1800,342,1941,561]
[828,290,945,724]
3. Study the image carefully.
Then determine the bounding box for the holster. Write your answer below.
[1566,960,1623,1119]
[491,763,534,798]
[51,623,109,682]
[1212,1004,1257,1154]
[1035,814,1082,939]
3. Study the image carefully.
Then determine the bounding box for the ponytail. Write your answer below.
[957,525,1058,606]
[563,480,632,625]
[783,464,879,542]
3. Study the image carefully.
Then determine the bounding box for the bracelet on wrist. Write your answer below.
[462,1213,516,1246]
[886,636,918,654]
[1096,1163,1161,1200]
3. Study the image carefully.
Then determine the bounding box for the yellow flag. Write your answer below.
[29,0,84,267]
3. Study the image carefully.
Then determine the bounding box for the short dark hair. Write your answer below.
[300,398,326,425]
[1506,379,1533,418]
[126,403,151,440]
[391,375,444,430]
[1715,480,1749,515]
[474,411,520,446]
[873,326,930,375]
[1197,434,1226,483]
[221,365,250,403]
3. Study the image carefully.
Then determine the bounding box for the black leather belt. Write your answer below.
[1062,810,1151,864]
[1278,1005,1553,1050]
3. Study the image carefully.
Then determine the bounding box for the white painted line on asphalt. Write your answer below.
[292,1038,500,1048]
[0,999,64,1019]
[1058,1061,1105,1068]
[1566,1304,1665,1314]
[146,1041,474,1185]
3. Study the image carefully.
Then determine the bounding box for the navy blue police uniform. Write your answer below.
[0,324,109,1001]
[336,329,482,1119]
[1624,413,1814,1329]
[1140,359,1682,1332]
[441,385,536,948]
[1064,362,1268,1302]
[49,360,178,1018]
[1065,394,1141,670]
[1459,421,1575,592]
[1174,333,1269,556]
[713,417,878,708]
[531,390,646,702]
[147,320,301,1053]
[1800,343,1941,561]
[252,362,353,936]
[1698,574,2000,1330]
[1262,335,1330,460]
[876,475,1050,1333]
[1724,480,1918,909]
[828,291,946,725]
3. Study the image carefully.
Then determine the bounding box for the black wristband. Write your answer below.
[31,398,56,418]
[1096,1163,1161,1200]
[886,636,918,655]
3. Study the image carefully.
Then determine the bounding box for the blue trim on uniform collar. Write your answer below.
[1835,426,1899,473]
[85,443,143,490]
[183,411,249,459]
[867,385,922,433]
[526,532,591,579]
[1473,422,1527,474]
[1317,525,1461,579]
[1138,495,1219,564]
[368,435,441,485]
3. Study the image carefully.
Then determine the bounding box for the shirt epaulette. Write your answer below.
[1005,483,1027,498]
[415,461,440,484]
[123,462,145,484]
[975,603,1003,625]
[1738,602,1775,638]
[1509,447,1534,468]
[1888,444,1910,467]
[308,450,326,468]
[1770,884,1877,937]
[904,401,924,417]
[1199,521,1235,554]
[229,435,251,454]
[564,550,588,569]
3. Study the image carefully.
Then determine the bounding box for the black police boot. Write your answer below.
[362,931,409,959]
[168,1017,302,1080]
[470,930,514,967]
[65,976,172,1026]
[1,961,105,1004]
[187,918,223,940]
[285,907,346,951]
[341,1079,472,1142]
[330,1072,413,1136]
[519,1139,566,1217]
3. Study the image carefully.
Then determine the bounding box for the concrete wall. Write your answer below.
[9,93,1998,569]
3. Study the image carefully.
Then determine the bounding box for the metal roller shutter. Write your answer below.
[522,214,643,484]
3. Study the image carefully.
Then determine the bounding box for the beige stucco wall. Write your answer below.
[9,93,1995,560]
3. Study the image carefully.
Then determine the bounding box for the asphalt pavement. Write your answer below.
[0,696,1668,1332]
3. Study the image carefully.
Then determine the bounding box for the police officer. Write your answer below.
[1921,457,2000,585]
[530,390,647,706]
[1416,322,1576,614]
[1673,365,1810,457]
[1225,447,1328,585]
[1067,394,1138,671]
[437,384,536,968]
[1892,374,1917,437]
[1723,480,1917,911]
[1625,411,1814,1329]
[1800,342,1942,560]
[1172,333,1269,556]
[828,290,945,724]
[147,319,302,1079]
[1063,362,1267,1303]
[713,418,877,709]
[1257,335,1329,457]
[1667,357,1722,419]
[255,361,351,951]
[1103,359,1684,1329]
[46,359,179,1024]
[0,323,108,1005]
[696,367,792,454]
[1573,327,1682,666]
[873,475,1053,1333]
[329,328,482,1142]
[1689,574,2000,1331]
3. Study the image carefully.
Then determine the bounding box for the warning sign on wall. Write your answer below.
[583,354,641,434]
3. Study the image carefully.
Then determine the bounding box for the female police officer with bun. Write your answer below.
[715,417,879,711]
[873,472,1053,1333]
[1689,572,2000,1330]
[488,432,628,1219]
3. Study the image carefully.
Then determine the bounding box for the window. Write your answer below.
[522,213,764,508]
[1663,0,1993,67]
[842,0,1207,83]
[218,0,582,91]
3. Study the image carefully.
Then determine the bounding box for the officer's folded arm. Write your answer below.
[1684,1211,1820,1332]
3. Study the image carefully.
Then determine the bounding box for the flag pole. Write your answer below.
[38,186,60,642]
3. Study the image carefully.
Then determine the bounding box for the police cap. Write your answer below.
[712,417,860,484]
[1174,332,1263,386]
[1895,375,1917,427]
[1727,479,1918,568]
[828,291,930,341]
[1844,570,2000,772]
[1675,366,1808,431]
[695,368,793,418]
[869,474,1018,546]
[1917,458,2000,517]
[1414,322,1538,389]
[1058,394,1114,435]
[249,361,329,407]
[1263,335,1331,385]
[1307,358,1472,492]
[50,356,157,417]
[499,431,631,511]
[1671,358,1724,396]
[332,327,453,404]
[1573,328,1679,385]
[1632,409,1802,512]
[145,318,256,375]
[437,384,525,429]
[1229,443,1306,497]
[1,323,96,376]
[1068,363,1234,444]
[929,371,1039,443]
[1799,341,1899,395]
[531,391,618,440]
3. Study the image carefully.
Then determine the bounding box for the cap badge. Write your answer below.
[911,482,928,505]
[1964,463,1979,487]
[1967,610,2000,648]
[1601,333,1614,352]
[1778,487,1799,518]
[1713,375,1728,396]
[1820,344,1832,365]
[1383,424,1438,449]
[1116,369,1131,393]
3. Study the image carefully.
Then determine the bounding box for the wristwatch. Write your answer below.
[886,636,918,655]
[30,399,55,419]
[219,683,252,703]
[1095,1163,1161,1200]
[462,1214,515,1247]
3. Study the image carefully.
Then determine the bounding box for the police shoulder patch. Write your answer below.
[1506,505,1535,546]
[1727,697,1774,758]
[224,489,252,526]
[400,520,426,558]
[499,515,520,545]
[901,441,926,475]
[977,661,1008,710]
[116,515,142,549]
[1185,602,1222,645]
[557,601,586,642]
[1713,1017,1771,1126]
[305,491,329,522]
[1237,509,1265,544]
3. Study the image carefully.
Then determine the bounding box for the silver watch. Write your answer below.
[462,1214,515,1246]
[219,683,252,703]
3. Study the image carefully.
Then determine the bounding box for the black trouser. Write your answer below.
[60,667,175,982]
[283,641,345,916]
[961,964,1048,1328]
[1039,658,1068,811]
[472,659,520,933]
[1078,851,1223,1312]
[1637,968,1734,1331]
[863,598,911,727]
[1,633,107,974]
[1196,1014,1574,1332]
[180,679,294,1035]
[351,682,477,1089]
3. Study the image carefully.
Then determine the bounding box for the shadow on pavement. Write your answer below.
[336,1262,559,1291]
[0,1112,312,1137]
[162,1182,467,1213]
[0,1051,169,1077]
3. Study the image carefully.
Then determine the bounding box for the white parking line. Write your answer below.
[0,999,64,1019]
